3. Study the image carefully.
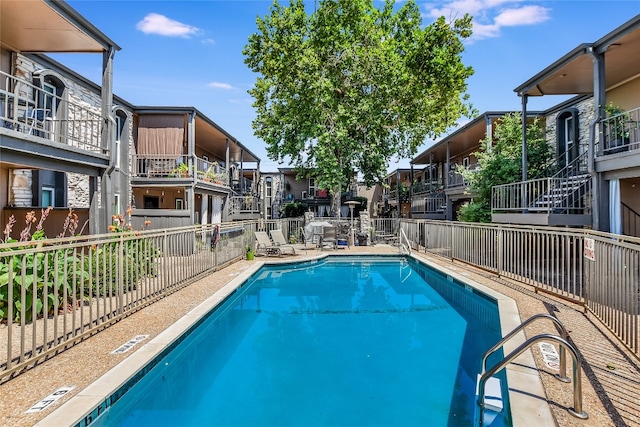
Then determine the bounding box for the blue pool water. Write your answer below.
[89,256,511,427]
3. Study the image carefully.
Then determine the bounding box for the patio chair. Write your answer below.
[320,226,337,250]
[269,229,299,255]
[254,231,283,257]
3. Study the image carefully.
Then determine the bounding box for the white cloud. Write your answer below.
[208,82,235,90]
[424,1,550,40]
[494,5,550,27]
[201,38,216,45]
[136,13,200,38]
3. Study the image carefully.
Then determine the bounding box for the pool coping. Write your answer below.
[36,253,554,427]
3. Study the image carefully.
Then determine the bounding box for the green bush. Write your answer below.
[281,202,308,218]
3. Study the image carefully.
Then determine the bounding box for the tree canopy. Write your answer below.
[458,112,552,222]
[243,0,474,214]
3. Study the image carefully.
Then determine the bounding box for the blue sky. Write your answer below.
[54,0,640,172]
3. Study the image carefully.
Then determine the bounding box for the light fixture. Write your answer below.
[161,191,165,196]
[146,189,149,194]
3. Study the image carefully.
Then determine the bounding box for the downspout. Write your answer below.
[587,45,604,231]
[188,111,196,224]
[409,164,414,218]
[445,142,451,220]
[521,94,528,212]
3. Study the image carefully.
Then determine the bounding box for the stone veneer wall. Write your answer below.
[9,54,104,208]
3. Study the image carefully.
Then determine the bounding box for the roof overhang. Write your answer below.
[515,15,640,97]
[134,107,259,164]
[411,111,544,165]
[0,0,120,53]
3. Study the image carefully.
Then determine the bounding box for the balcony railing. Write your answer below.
[492,176,590,215]
[448,163,478,188]
[0,70,105,154]
[195,157,229,186]
[228,196,261,215]
[411,194,446,214]
[599,106,640,155]
[232,176,255,195]
[412,181,442,195]
[131,154,230,187]
[132,154,191,178]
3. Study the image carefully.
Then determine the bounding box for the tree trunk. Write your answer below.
[330,188,341,218]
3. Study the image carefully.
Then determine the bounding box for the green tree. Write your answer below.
[458,112,552,222]
[244,0,474,215]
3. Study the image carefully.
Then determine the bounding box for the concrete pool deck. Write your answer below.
[1,244,639,426]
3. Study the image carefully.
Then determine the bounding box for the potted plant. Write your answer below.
[246,245,255,260]
[205,167,216,182]
[170,163,189,177]
[604,102,630,153]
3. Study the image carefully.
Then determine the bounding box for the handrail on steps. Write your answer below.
[399,227,411,255]
[482,314,569,381]
[478,332,588,426]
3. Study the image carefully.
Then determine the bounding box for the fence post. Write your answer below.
[118,234,124,315]
[497,226,503,277]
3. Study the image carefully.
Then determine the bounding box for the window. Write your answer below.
[115,115,122,169]
[114,193,120,216]
[42,82,56,119]
[308,178,317,197]
[266,206,272,219]
[42,187,54,207]
[144,196,159,209]
[462,157,470,168]
[266,177,273,198]
[33,71,66,141]
[175,198,184,209]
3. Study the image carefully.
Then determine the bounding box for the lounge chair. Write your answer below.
[254,231,284,257]
[269,229,302,255]
[320,226,337,250]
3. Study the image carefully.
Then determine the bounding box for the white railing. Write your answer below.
[0,70,105,154]
[228,196,261,215]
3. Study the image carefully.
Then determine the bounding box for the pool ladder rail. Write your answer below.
[399,228,411,255]
[477,313,589,426]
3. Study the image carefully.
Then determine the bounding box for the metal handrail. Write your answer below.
[477,334,588,426]
[399,227,411,255]
[482,314,569,382]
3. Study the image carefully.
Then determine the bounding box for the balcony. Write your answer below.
[228,195,261,220]
[412,180,442,195]
[599,106,640,156]
[448,163,478,189]
[0,70,107,171]
[492,175,591,226]
[131,154,230,188]
[411,193,446,219]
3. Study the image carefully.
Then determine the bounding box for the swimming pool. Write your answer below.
[42,255,530,426]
